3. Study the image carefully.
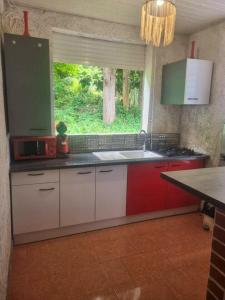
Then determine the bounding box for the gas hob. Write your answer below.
[156,147,201,157]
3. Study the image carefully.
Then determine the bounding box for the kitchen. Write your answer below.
[1,1,225,300]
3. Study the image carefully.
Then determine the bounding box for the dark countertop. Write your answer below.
[161,167,225,210]
[10,152,209,173]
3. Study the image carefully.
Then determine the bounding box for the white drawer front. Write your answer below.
[11,169,59,186]
[12,183,59,235]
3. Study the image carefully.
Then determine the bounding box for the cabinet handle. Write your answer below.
[29,128,48,131]
[39,188,55,191]
[100,170,113,173]
[77,172,92,175]
[154,166,165,169]
[28,173,45,176]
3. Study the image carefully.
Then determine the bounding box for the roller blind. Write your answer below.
[53,32,145,71]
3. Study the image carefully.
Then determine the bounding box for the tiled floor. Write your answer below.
[8,213,212,300]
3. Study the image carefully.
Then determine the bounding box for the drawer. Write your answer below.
[11,169,59,186]
[60,167,95,183]
[168,160,205,170]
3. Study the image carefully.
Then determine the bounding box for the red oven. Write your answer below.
[12,136,56,160]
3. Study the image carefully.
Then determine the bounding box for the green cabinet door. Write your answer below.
[161,59,187,105]
[4,34,52,136]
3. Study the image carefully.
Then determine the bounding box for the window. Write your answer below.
[53,33,146,134]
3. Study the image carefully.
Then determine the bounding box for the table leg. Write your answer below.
[206,208,225,300]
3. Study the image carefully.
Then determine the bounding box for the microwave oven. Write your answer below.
[12,136,57,160]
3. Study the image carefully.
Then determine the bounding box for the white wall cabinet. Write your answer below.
[12,183,59,235]
[60,168,96,227]
[96,165,127,221]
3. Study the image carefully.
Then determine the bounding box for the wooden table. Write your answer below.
[162,167,225,300]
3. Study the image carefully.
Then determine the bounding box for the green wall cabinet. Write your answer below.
[4,33,52,136]
[161,58,213,105]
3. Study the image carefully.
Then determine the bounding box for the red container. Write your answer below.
[190,41,196,59]
[23,11,30,36]
[57,136,69,155]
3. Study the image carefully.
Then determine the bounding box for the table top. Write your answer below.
[162,167,225,210]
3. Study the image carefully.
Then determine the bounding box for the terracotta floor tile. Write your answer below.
[120,254,148,285]
[85,289,119,300]
[75,264,112,293]
[114,282,178,300]
[8,213,211,300]
[114,283,153,300]
[147,279,180,300]
[101,259,134,287]
[93,238,138,262]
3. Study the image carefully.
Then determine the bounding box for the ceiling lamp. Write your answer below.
[140,0,176,47]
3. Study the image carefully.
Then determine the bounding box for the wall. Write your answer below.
[3,3,188,137]
[149,35,189,133]
[180,22,225,166]
[3,4,143,44]
[0,3,11,300]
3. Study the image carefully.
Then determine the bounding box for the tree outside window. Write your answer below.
[54,62,143,134]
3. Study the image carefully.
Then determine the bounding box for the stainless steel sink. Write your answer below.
[120,150,163,159]
[93,150,163,161]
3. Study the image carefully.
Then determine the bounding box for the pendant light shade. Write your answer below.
[140,0,176,47]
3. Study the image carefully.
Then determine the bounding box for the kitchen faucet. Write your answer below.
[139,129,147,152]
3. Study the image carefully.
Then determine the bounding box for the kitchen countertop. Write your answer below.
[10,152,209,173]
[161,167,225,210]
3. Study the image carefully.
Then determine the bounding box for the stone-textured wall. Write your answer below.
[3,4,144,44]
[149,35,189,134]
[180,22,225,166]
[0,29,11,300]
[3,3,187,137]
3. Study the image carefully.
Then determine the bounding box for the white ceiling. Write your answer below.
[14,0,225,34]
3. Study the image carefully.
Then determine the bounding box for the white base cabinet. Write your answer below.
[96,165,127,221]
[12,183,59,235]
[60,168,96,227]
[11,165,127,237]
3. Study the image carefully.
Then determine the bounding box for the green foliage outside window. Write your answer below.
[54,63,142,134]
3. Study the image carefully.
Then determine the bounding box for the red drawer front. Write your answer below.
[126,162,168,216]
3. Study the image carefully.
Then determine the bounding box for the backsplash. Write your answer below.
[68,133,179,154]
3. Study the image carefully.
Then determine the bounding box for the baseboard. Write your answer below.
[14,205,199,245]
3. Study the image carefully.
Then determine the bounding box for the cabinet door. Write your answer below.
[166,160,205,209]
[96,165,127,221]
[60,168,95,227]
[12,183,59,235]
[4,34,52,136]
[127,162,168,216]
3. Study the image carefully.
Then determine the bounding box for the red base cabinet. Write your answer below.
[126,160,205,216]
[166,160,205,209]
[126,162,168,216]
